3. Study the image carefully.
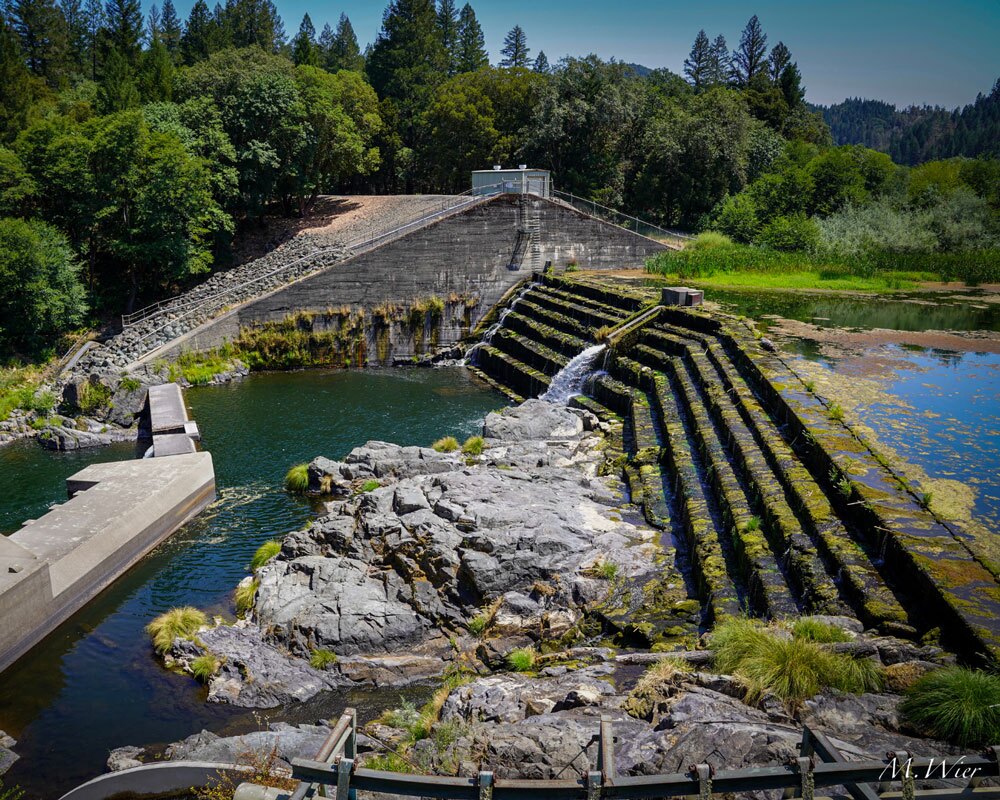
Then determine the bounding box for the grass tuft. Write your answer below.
[899,667,1000,748]
[234,577,259,616]
[432,436,459,453]
[506,647,537,673]
[589,560,619,580]
[309,648,338,670]
[743,515,762,532]
[284,463,309,494]
[791,618,852,643]
[146,607,208,654]
[710,617,882,706]
[461,435,485,456]
[360,479,380,492]
[191,653,221,682]
[827,402,845,421]
[250,539,281,571]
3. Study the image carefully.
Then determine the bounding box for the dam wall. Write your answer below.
[145,194,667,365]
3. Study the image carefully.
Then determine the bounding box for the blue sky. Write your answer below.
[159,0,1000,107]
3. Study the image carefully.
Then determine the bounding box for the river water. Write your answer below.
[0,367,504,799]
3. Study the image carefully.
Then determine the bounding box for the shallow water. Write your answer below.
[0,368,504,798]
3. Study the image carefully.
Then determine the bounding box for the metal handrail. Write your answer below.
[551,189,693,242]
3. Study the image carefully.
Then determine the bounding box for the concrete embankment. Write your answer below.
[0,384,216,675]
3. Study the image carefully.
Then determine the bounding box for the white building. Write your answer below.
[472,166,551,198]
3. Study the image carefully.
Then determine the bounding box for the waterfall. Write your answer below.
[463,282,540,366]
[541,344,607,404]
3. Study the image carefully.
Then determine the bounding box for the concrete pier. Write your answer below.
[0,382,216,675]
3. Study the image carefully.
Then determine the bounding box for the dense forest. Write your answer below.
[818,84,1000,164]
[0,0,998,361]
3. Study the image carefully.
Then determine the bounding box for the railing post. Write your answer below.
[336,756,354,800]
[597,716,616,784]
[345,708,357,760]
[691,763,713,800]
[478,771,494,800]
[586,770,602,800]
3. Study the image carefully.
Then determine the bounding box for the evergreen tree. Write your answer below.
[159,0,180,58]
[532,49,548,73]
[454,2,485,73]
[731,14,768,87]
[707,33,728,86]
[437,0,458,73]
[9,0,70,86]
[138,35,172,99]
[779,61,804,108]
[224,0,282,51]
[180,0,212,62]
[326,12,362,72]
[768,40,790,83]
[291,12,318,65]
[60,0,88,74]
[81,0,102,76]
[499,24,528,68]
[147,3,160,41]
[683,29,711,90]
[0,15,35,141]
[97,44,139,111]
[104,0,143,63]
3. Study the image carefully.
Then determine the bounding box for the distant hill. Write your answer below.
[814,79,1000,164]
[625,63,653,77]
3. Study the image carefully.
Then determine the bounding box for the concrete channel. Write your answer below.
[0,383,216,675]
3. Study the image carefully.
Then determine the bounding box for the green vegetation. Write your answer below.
[233,312,365,370]
[432,436,460,453]
[285,463,309,494]
[250,539,281,571]
[374,669,473,756]
[0,779,24,800]
[899,667,1000,747]
[506,647,537,672]
[0,365,52,419]
[625,657,694,718]
[791,618,852,643]
[169,349,234,385]
[467,610,491,638]
[461,435,485,456]
[709,617,882,706]
[309,648,338,669]
[590,560,619,580]
[363,752,416,774]
[76,380,112,415]
[234,577,259,616]
[827,403,845,421]
[146,606,208,653]
[191,652,221,682]
[743,515,762,532]
[119,376,142,392]
[360,479,380,492]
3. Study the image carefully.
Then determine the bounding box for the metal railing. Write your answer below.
[238,708,1000,800]
[551,189,693,245]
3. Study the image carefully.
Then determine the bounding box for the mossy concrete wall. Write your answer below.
[146,194,667,364]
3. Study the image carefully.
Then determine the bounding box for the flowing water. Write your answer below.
[0,368,505,799]
[541,344,607,404]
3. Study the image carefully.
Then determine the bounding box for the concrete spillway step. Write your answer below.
[514,298,595,342]
[522,286,624,331]
[532,284,633,323]
[645,324,911,629]
[491,329,569,376]
[476,346,551,399]
[503,311,591,359]
[541,273,647,316]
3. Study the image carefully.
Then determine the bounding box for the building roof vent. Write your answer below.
[493,164,502,170]
[518,164,527,170]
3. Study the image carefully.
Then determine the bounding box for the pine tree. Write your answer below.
[9,0,70,86]
[707,33,728,86]
[96,44,139,111]
[683,29,711,90]
[499,23,528,68]
[532,49,548,73]
[147,3,160,41]
[60,0,88,75]
[731,14,768,87]
[104,0,143,63]
[138,35,172,99]
[159,0,180,58]
[437,0,458,73]
[454,2,485,73]
[81,0,102,77]
[768,41,790,83]
[326,12,362,72]
[779,61,804,108]
[291,12,318,65]
[224,0,281,51]
[180,0,211,62]
[0,14,35,141]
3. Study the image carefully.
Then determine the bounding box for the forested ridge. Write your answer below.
[0,0,998,362]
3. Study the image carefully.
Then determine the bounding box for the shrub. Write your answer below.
[461,435,485,456]
[899,667,1000,747]
[686,231,733,251]
[710,617,882,706]
[792,618,852,643]
[756,214,821,252]
[191,653,221,682]
[234,577,259,616]
[360,479,380,492]
[309,648,338,669]
[147,607,208,653]
[77,380,111,414]
[507,647,537,673]
[432,436,459,453]
[285,463,309,493]
[250,539,281,571]
[712,193,761,243]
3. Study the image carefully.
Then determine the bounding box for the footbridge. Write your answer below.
[67,191,678,377]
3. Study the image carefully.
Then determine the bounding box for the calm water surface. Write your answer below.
[0,368,504,798]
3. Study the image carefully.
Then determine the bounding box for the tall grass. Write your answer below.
[146,607,208,653]
[285,463,309,493]
[250,539,281,571]
[899,667,1000,747]
[234,577,259,616]
[191,653,221,682]
[432,436,459,453]
[710,617,882,706]
[0,364,53,419]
